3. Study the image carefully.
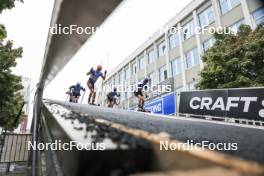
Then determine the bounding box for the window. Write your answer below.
[252,7,264,26]
[218,0,240,15]
[185,48,200,69]
[219,0,229,15]
[202,38,215,52]
[148,49,155,64]
[108,80,112,87]
[230,0,240,8]
[113,78,116,86]
[114,76,117,85]
[198,6,215,28]
[128,91,132,98]
[138,56,145,70]
[131,62,137,75]
[117,73,121,85]
[124,67,130,80]
[193,48,200,65]
[159,65,167,82]
[169,32,180,49]
[207,6,215,24]
[148,72,158,86]
[188,81,197,91]
[158,40,166,57]
[120,71,124,82]
[230,19,245,34]
[171,57,182,76]
[183,20,195,41]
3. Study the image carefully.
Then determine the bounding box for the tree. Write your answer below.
[0,0,23,13]
[0,0,24,131]
[196,24,264,90]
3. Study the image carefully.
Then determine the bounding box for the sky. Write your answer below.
[44,0,193,100]
[0,0,192,128]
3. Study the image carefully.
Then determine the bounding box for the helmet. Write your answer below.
[143,77,150,83]
[113,87,117,92]
[97,65,102,71]
[76,82,81,86]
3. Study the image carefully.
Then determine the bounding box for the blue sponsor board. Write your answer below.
[144,98,163,114]
[144,92,176,115]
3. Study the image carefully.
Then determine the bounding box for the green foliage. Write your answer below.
[0,24,7,39]
[0,36,24,130]
[196,25,264,89]
[0,0,24,130]
[0,0,23,13]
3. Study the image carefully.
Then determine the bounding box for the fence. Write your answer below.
[0,133,32,173]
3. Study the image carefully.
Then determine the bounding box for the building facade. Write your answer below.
[98,0,264,113]
[13,77,31,133]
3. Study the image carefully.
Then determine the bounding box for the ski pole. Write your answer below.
[81,85,88,104]
[65,94,69,102]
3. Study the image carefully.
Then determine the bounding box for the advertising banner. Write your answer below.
[145,92,176,115]
[179,88,264,121]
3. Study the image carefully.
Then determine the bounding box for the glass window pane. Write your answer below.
[219,0,230,15]
[158,40,166,57]
[169,32,179,49]
[186,52,192,69]
[139,56,145,70]
[148,50,155,64]
[253,8,264,26]
[159,66,167,82]
[188,82,197,91]
[193,48,200,65]
[199,6,215,28]
[207,7,215,24]
[171,57,182,76]
[199,12,207,28]
[174,32,179,46]
[230,0,240,8]
[131,62,137,75]
[171,60,176,76]
[171,60,174,76]
[203,41,209,52]
[183,21,195,40]
[118,73,121,84]
[177,59,182,74]
[190,21,195,36]
[230,19,245,34]
[203,38,214,52]
[125,67,130,80]
[148,72,158,86]
[169,35,175,49]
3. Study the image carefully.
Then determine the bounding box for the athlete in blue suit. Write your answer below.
[66,82,85,103]
[87,65,106,104]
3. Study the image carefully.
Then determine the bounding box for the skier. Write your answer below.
[86,65,107,105]
[107,87,120,108]
[66,82,85,103]
[134,78,151,111]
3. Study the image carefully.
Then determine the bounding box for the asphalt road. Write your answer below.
[45,99,264,164]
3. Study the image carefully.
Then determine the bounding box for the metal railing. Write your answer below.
[0,133,32,174]
[36,99,264,176]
